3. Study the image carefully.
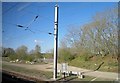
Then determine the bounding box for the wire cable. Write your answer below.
[3,21,17,26]
[25,15,39,28]
[3,3,18,15]
[33,29,53,34]
[3,21,53,35]
[22,10,53,22]
[25,28,35,34]
[3,3,54,35]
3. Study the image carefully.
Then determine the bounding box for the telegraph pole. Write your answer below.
[53,4,59,80]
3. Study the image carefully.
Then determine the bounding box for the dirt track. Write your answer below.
[3,61,119,80]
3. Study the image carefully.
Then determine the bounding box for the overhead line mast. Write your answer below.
[53,4,59,80]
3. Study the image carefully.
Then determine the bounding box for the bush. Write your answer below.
[44,53,53,59]
[9,54,35,62]
[108,62,118,66]
[76,50,91,61]
[24,55,35,62]
[82,55,90,61]
[9,54,19,60]
[59,49,75,62]
[34,52,43,59]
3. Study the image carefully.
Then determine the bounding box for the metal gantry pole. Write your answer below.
[53,4,59,80]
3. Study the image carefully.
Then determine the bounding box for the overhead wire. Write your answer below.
[15,4,53,34]
[3,32,35,41]
[20,3,54,22]
[3,3,18,15]
[2,21,35,34]
[25,28,35,34]
[16,15,40,33]
[2,3,38,28]
[25,15,39,28]
[2,10,39,34]
[13,4,53,34]
[16,2,53,22]
[3,20,53,35]
[2,3,54,35]
[33,29,53,35]
[2,3,54,44]
[3,21,17,26]
[24,10,53,22]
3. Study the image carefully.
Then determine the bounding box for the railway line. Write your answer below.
[2,69,50,83]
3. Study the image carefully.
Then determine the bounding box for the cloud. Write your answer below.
[34,39,37,43]
[34,39,43,43]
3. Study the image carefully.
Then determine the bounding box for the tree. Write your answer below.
[15,45,28,60]
[2,47,15,57]
[29,49,35,55]
[35,44,41,53]
[59,48,75,62]
[91,7,118,57]
[34,44,42,58]
[60,6,118,58]
[59,39,75,62]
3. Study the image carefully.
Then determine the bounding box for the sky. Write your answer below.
[2,2,117,53]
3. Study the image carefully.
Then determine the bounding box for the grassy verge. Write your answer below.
[2,62,115,81]
[56,75,114,81]
[68,56,118,73]
[66,76,94,81]
[2,63,53,80]
[2,63,95,81]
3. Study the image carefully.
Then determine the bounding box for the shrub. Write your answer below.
[59,49,75,62]
[24,55,35,62]
[9,54,18,60]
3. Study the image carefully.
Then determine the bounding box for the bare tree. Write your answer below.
[60,7,118,58]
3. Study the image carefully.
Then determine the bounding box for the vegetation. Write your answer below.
[58,6,118,72]
[2,44,43,62]
[69,55,118,72]
[2,63,53,79]
[2,47,15,57]
[44,53,53,59]
[3,63,114,81]
[59,48,75,62]
[2,6,118,73]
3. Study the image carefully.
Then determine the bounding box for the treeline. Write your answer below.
[2,45,43,62]
[59,7,118,62]
[2,7,118,64]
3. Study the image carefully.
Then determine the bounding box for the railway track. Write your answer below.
[2,69,52,83]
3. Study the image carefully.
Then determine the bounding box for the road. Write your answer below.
[3,61,119,80]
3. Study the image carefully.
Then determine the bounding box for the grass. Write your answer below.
[94,78,115,81]
[70,76,94,81]
[2,63,95,81]
[56,75,114,82]
[69,55,118,73]
[2,62,116,82]
[2,63,53,80]
[57,76,94,81]
[3,54,118,73]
